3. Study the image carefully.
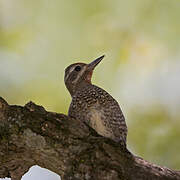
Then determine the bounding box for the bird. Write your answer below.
[64,55,127,148]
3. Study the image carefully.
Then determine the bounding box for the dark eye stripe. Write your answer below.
[74,66,81,71]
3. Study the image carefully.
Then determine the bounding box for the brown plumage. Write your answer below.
[64,55,127,148]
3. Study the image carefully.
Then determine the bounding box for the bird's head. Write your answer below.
[64,55,105,96]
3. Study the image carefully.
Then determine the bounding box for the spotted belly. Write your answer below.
[88,108,113,138]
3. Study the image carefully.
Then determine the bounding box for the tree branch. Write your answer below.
[0,97,179,180]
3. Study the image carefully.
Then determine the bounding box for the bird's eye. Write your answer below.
[74,66,81,71]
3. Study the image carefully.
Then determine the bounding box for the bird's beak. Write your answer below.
[87,55,105,70]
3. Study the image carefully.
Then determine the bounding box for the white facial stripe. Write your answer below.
[72,65,86,83]
[65,66,75,82]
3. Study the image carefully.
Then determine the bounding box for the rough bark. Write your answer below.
[0,97,179,180]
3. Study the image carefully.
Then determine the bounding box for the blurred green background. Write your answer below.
[0,0,180,171]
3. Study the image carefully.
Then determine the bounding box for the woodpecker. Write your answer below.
[64,55,127,148]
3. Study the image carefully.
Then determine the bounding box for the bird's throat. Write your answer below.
[86,71,92,83]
